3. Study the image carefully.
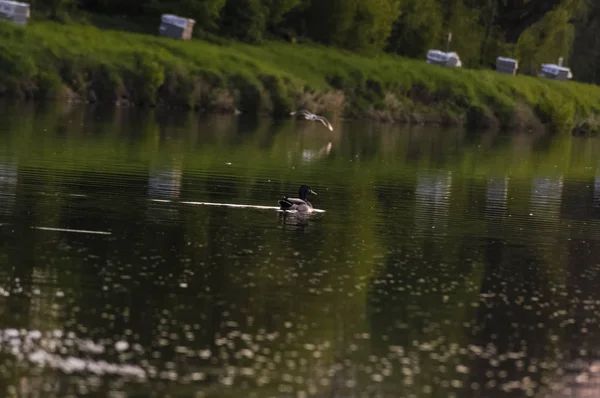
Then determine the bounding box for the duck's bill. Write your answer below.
[309,189,317,195]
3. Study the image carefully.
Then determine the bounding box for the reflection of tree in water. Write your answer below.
[404,127,466,167]
[458,174,600,397]
[462,238,562,397]
[0,167,84,395]
[538,237,600,398]
[365,239,483,396]
[0,169,362,396]
[366,174,487,397]
[364,172,600,397]
[6,104,600,396]
[560,177,600,221]
[0,167,184,393]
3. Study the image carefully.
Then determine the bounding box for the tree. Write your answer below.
[445,0,487,66]
[296,0,399,52]
[345,0,401,53]
[220,0,268,42]
[263,0,302,28]
[495,0,564,43]
[33,0,587,73]
[561,0,599,82]
[304,0,359,47]
[387,0,444,58]
[514,5,575,75]
[28,0,78,19]
[77,0,148,16]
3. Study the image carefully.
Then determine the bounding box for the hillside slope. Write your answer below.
[0,20,598,133]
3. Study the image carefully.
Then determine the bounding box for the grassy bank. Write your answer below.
[1,18,599,133]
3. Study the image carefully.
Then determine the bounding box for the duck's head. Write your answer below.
[299,184,317,200]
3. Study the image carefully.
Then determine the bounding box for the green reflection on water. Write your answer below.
[0,102,599,397]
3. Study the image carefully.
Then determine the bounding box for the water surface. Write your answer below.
[0,102,600,397]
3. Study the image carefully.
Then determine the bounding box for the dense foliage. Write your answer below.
[2,0,598,134]
[26,0,600,82]
[3,18,600,135]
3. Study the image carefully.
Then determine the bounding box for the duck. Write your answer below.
[278,184,317,213]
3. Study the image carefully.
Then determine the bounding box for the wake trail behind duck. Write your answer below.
[149,199,326,213]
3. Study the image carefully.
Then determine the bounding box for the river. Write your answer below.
[0,101,599,397]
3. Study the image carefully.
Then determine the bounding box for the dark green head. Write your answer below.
[299,184,317,200]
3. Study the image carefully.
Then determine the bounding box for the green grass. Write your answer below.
[1,18,600,132]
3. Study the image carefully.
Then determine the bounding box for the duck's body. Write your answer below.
[279,197,313,213]
[278,185,317,213]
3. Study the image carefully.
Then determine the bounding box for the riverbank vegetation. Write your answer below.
[30,0,600,79]
[2,0,600,132]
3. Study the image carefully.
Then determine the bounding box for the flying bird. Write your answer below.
[290,110,334,131]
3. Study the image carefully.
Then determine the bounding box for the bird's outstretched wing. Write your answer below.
[316,116,334,131]
[290,110,313,117]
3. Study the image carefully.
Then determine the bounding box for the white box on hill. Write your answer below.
[0,0,29,27]
[159,14,195,40]
[496,57,519,75]
[426,50,462,68]
[539,64,573,81]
